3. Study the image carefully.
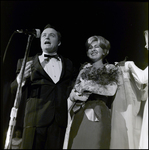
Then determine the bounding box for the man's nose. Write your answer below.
[45,34,50,39]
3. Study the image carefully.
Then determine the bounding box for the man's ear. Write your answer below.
[58,42,61,46]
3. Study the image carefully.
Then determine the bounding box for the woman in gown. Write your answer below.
[125,61,148,149]
[126,30,148,149]
[139,30,148,149]
[63,35,120,149]
[110,30,148,149]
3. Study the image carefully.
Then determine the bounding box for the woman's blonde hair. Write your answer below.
[85,35,110,57]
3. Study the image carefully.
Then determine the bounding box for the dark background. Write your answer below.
[1,0,148,148]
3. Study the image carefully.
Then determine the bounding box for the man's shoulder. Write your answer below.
[19,54,39,62]
[60,55,73,64]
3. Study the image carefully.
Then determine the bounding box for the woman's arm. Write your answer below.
[125,61,148,88]
[68,89,90,111]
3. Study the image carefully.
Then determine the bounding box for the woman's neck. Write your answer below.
[92,59,104,68]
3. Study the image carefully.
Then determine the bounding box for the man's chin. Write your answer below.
[44,49,58,54]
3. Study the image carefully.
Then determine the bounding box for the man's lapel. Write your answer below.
[31,54,53,82]
[59,55,65,80]
[32,54,66,83]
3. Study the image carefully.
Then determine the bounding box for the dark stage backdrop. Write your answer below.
[1,1,148,148]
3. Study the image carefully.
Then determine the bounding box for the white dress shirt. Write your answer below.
[38,52,62,83]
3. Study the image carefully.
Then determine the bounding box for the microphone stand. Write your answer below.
[4,34,34,149]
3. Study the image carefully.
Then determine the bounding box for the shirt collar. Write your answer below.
[41,52,60,61]
[42,52,58,57]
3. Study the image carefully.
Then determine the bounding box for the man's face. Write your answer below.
[40,28,59,53]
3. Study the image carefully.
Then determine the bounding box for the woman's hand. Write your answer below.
[125,61,143,79]
[125,61,135,72]
[70,89,91,102]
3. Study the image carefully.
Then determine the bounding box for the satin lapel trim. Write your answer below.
[59,55,65,80]
[32,54,54,82]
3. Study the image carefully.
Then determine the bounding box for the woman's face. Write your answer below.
[87,41,105,62]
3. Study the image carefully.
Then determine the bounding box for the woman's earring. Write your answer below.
[105,59,109,64]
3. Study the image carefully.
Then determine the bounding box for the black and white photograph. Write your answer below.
[1,1,148,149]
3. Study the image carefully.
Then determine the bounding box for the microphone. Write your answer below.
[16,29,41,38]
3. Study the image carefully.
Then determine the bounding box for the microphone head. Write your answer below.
[16,29,41,38]
[16,29,24,33]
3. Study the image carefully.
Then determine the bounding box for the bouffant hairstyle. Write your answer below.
[85,35,110,57]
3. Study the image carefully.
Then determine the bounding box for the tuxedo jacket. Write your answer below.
[11,54,78,129]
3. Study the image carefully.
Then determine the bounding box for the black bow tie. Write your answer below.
[44,54,60,61]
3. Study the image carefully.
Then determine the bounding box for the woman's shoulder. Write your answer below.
[79,62,92,70]
[105,63,117,69]
[80,62,119,72]
[102,63,119,73]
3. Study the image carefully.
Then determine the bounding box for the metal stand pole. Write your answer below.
[4,34,34,149]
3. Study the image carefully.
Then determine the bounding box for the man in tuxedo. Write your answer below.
[10,24,78,149]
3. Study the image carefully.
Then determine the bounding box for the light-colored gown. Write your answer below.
[137,66,148,149]
[126,62,148,149]
[110,61,148,149]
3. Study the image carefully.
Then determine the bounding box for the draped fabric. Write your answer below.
[138,67,148,149]
[139,97,148,149]
[110,65,148,149]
